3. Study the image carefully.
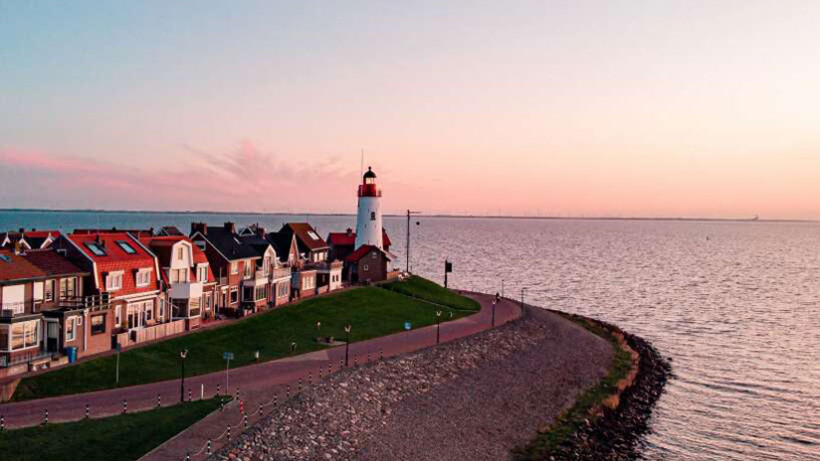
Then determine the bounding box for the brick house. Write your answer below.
[327,228,392,283]
[60,232,162,356]
[139,235,217,330]
[190,222,265,317]
[345,245,396,284]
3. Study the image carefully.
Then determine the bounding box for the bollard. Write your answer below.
[220,399,225,412]
[235,387,239,401]
[157,393,162,408]
[308,371,312,385]
[207,439,212,456]
[239,400,244,415]
[368,351,371,363]
[44,409,48,425]
[0,415,4,431]
[274,394,278,406]
[298,377,302,393]
[380,348,383,360]
[258,403,263,417]
[185,451,190,461]
[243,413,248,428]
[85,403,90,419]
[285,384,290,398]
[216,383,220,397]
[328,363,332,375]
[188,389,192,402]
[227,425,231,442]
[122,399,127,414]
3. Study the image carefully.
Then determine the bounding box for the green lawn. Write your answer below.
[381,275,481,311]
[14,285,475,401]
[0,398,222,461]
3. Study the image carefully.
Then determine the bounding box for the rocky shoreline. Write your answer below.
[214,305,670,461]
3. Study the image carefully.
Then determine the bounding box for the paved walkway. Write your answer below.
[0,292,520,460]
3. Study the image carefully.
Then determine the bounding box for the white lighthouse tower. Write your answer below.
[355,166,383,250]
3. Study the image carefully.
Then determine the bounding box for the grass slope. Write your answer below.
[381,275,480,311]
[0,398,222,461]
[14,285,475,401]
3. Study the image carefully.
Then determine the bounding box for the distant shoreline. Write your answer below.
[0,208,815,224]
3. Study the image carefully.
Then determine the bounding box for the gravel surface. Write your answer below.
[214,306,613,461]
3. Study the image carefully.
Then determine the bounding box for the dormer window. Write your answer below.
[106,271,123,291]
[135,268,152,287]
[117,241,137,254]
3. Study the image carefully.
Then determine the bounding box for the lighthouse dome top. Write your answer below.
[363,166,377,181]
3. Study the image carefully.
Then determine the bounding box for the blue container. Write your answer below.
[66,347,77,364]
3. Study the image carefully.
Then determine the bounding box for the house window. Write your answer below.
[115,305,122,327]
[170,268,188,283]
[372,251,378,259]
[243,262,253,279]
[91,314,106,335]
[45,279,55,301]
[277,282,288,297]
[106,272,123,291]
[177,247,184,260]
[370,211,376,221]
[117,241,137,254]
[197,265,208,282]
[159,298,165,319]
[10,320,39,350]
[145,302,153,322]
[230,262,238,275]
[66,318,76,341]
[363,264,369,272]
[136,269,152,287]
[195,241,206,251]
[230,288,238,305]
[59,277,76,299]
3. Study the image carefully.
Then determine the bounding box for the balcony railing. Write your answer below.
[272,266,291,280]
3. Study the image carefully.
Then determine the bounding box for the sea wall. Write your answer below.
[215,305,669,461]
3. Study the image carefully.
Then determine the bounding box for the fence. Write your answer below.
[114,320,185,349]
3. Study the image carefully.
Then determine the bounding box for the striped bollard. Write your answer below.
[258,403,263,417]
[185,451,190,461]
[122,399,127,414]
[380,348,383,361]
[235,387,239,401]
[216,383,220,397]
[1,415,4,431]
[243,413,248,428]
[308,371,312,385]
[274,394,278,407]
[328,363,332,375]
[157,393,162,408]
[298,377,302,393]
[285,384,290,398]
[43,409,48,425]
[220,399,225,412]
[367,351,371,363]
[207,439,212,456]
[227,425,231,442]
[188,389,192,402]
[85,403,90,419]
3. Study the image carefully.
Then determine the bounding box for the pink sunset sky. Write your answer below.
[2,1,819,219]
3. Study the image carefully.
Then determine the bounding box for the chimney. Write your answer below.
[256,226,266,238]
[224,222,237,234]
[191,222,207,236]
[346,228,353,236]
[18,228,24,234]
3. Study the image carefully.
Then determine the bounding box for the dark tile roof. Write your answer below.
[237,235,272,258]
[197,227,260,261]
[346,245,387,263]
[22,250,87,277]
[265,232,296,263]
[159,226,184,236]
[327,229,392,249]
[0,250,47,282]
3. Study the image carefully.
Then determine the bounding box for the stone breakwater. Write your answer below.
[214,306,668,461]
[541,313,672,461]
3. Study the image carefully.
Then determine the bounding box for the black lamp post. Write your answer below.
[491,300,497,327]
[521,287,527,309]
[436,311,442,345]
[344,324,352,367]
[179,349,188,403]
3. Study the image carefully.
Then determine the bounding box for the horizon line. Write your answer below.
[0,208,816,224]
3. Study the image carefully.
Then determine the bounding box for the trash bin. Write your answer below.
[66,347,77,364]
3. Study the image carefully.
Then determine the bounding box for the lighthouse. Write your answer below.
[355,166,384,250]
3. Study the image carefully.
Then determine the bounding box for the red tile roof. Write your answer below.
[0,250,47,283]
[67,233,158,295]
[346,245,386,263]
[328,230,391,248]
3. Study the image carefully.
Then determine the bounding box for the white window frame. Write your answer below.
[107,271,124,291]
[44,279,55,302]
[363,264,369,272]
[136,268,152,288]
[66,317,77,341]
[230,262,238,275]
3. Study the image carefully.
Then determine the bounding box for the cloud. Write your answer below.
[0,143,361,212]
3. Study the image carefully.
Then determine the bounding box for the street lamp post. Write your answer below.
[521,287,527,309]
[491,300,497,327]
[436,311,442,345]
[179,349,188,403]
[344,325,352,367]
[405,210,421,273]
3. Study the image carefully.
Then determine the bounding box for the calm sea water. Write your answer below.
[2,211,818,460]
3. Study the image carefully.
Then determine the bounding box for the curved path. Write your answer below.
[0,292,520,457]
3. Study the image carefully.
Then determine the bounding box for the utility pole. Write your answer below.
[405,209,421,273]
